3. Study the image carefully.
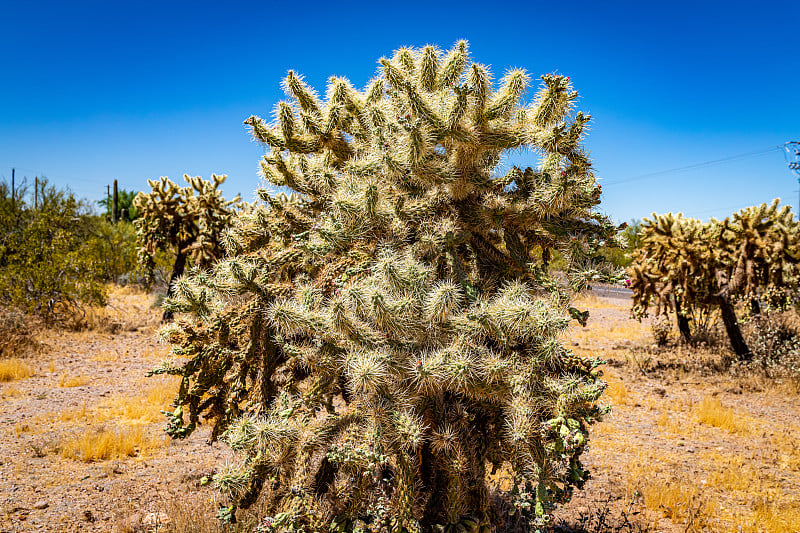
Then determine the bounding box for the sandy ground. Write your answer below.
[1,289,798,532]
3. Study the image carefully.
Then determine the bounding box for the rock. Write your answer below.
[32,501,48,510]
[84,509,95,522]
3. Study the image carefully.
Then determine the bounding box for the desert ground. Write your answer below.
[1,287,798,532]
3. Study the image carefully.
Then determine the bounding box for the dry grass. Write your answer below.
[771,428,800,472]
[59,373,89,388]
[58,402,89,423]
[96,377,178,423]
[59,425,169,462]
[60,284,160,332]
[574,291,631,311]
[692,395,750,434]
[623,454,714,531]
[604,379,630,405]
[89,350,121,362]
[149,491,271,533]
[1,384,22,398]
[705,452,777,491]
[52,376,179,428]
[0,358,33,382]
[741,497,800,533]
[655,410,685,434]
[638,475,713,531]
[0,307,41,358]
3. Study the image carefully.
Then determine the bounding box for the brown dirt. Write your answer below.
[1,289,798,532]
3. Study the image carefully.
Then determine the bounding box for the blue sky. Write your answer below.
[1,1,798,223]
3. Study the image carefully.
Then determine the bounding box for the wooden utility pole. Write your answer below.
[112,179,119,223]
[35,176,38,208]
[11,168,15,209]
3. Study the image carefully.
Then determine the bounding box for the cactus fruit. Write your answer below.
[159,42,619,530]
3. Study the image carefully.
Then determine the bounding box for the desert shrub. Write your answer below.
[650,314,672,346]
[0,307,40,358]
[741,311,800,378]
[0,178,107,320]
[157,42,621,531]
[83,219,142,284]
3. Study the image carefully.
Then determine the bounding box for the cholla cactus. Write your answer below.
[159,42,618,531]
[629,199,800,359]
[133,174,240,319]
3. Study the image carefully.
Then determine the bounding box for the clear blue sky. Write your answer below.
[1,0,798,223]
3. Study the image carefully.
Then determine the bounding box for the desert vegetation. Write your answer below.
[1,41,800,533]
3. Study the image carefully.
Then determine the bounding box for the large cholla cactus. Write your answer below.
[629,199,800,359]
[157,42,620,531]
[134,174,240,319]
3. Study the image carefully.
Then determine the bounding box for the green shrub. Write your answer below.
[0,178,106,319]
[84,219,140,283]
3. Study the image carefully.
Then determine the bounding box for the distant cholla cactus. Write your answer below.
[133,174,240,320]
[159,42,620,531]
[629,200,800,360]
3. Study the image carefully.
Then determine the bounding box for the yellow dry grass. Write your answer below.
[771,428,800,472]
[89,350,121,362]
[1,384,22,398]
[96,377,178,424]
[622,453,714,531]
[692,396,750,434]
[656,410,685,434]
[639,476,713,531]
[604,379,630,406]
[0,358,33,382]
[704,452,777,492]
[59,374,89,388]
[740,497,800,533]
[59,284,160,332]
[59,425,169,462]
[53,376,179,428]
[573,291,630,310]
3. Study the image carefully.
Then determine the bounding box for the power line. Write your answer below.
[603,146,783,186]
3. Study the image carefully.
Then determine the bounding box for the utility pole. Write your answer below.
[784,142,800,216]
[35,176,38,208]
[112,179,119,223]
[11,168,15,209]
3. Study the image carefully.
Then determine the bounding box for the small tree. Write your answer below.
[158,42,620,531]
[133,174,240,320]
[629,200,800,359]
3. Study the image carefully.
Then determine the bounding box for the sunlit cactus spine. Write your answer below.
[158,41,620,532]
